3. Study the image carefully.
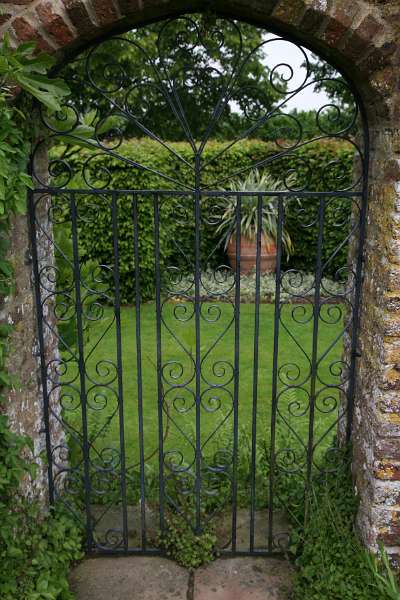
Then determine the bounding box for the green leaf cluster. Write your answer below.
[0,37,83,600]
[0,34,69,111]
[216,169,295,256]
[157,512,217,569]
[0,503,83,600]
[366,544,400,600]
[292,451,400,600]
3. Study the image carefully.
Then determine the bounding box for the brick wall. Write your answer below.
[1,0,400,558]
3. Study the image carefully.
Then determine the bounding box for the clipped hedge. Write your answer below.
[60,138,355,302]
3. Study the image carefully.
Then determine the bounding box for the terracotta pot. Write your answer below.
[227,233,277,275]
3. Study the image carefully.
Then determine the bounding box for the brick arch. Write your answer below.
[0,1,396,119]
[3,0,400,560]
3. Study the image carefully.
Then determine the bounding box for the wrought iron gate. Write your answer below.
[29,14,369,555]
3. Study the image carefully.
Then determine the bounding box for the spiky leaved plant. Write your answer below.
[216,169,294,257]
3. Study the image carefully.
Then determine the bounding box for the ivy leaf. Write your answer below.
[14,41,37,56]
[14,194,28,214]
[19,173,34,189]
[19,54,56,74]
[13,73,70,112]
[0,259,13,276]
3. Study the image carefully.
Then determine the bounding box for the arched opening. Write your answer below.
[28,12,369,555]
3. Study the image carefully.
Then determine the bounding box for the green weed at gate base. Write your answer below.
[291,449,400,600]
[157,513,218,569]
[367,544,400,600]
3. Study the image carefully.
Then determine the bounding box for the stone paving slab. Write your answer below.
[69,556,189,600]
[194,557,293,600]
[70,556,293,600]
[90,506,289,553]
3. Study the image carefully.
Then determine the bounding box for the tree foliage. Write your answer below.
[62,15,283,141]
[307,58,353,108]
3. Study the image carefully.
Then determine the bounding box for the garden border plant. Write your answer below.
[291,448,400,600]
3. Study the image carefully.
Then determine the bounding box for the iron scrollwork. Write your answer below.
[29,13,368,554]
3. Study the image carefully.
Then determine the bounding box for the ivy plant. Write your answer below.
[0,37,83,600]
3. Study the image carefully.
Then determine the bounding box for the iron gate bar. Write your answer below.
[28,185,368,555]
[111,192,129,551]
[346,125,371,442]
[153,192,165,533]
[198,83,358,174]
[322,219,356,273]
[132,193,147,551]
[231,193,242,553]
[70,191,93,550]
[28,191,55,506]
[194,155,202,534]
[249,193,263,552]
[268,196,284,553]
[305,198,326,523]
[32,188,364,197]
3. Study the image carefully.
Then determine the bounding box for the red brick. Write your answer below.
[376,438,400,461]
[271,0,305,26]
[375,461,400,481]
[322,18,348,47]
[61,0,95,35]
[377,528,400,546]
[321,2,360,47]
[299,7,326,35]
[36,2,76,46]
[342,15,386,64]
[12,16,53,52]
[0,13,12,27]
[332,0,360,28]
[116,0,142,15]
[91,0,119,26]
[357,14,385,41]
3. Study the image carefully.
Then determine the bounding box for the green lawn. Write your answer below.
[63,300,345,477]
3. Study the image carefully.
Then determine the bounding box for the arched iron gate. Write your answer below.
[29,14,369,555]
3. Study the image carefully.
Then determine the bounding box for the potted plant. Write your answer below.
[216,169,294,274]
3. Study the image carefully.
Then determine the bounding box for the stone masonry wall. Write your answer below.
[1,0,400,558]
[0,133,65,504]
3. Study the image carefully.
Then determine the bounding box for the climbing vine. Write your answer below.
[0,37,83,599]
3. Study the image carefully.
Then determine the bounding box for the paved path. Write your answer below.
[70,556,293,600]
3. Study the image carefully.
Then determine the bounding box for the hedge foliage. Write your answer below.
[59,138,355,302]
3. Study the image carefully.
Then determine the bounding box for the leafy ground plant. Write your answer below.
[157,512,217,569]
[177,269,346,303]
[366,543,400,600]
[292,450,400,600]
[0,505,83,600]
